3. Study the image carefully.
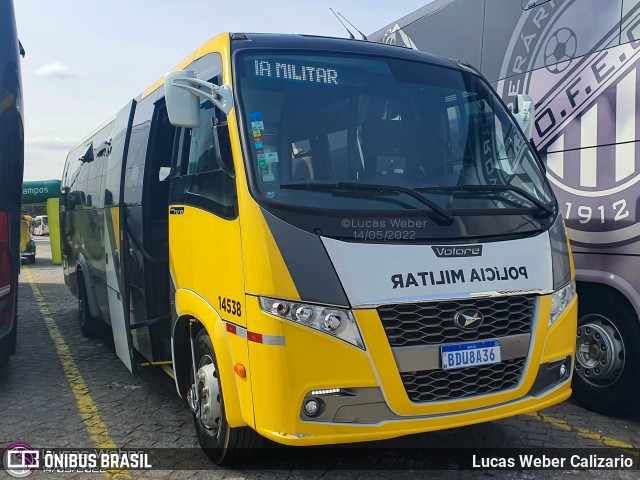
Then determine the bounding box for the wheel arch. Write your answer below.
[576,269,640,324]
[171,288,247,428]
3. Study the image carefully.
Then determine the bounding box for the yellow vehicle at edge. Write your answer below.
[61,32,577,464]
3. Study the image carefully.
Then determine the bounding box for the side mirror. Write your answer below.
[165,71,200,128]
[164,70,234,128]
[513,94,535,140]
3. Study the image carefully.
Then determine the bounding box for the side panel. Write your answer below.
[170,207,245,328]
[379,0,485,69]
[0,0,23,354]
[574,252,640,319]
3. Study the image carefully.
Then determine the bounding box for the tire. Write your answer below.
[190,327,261,465]
[29,256,35,264]
[78,277,102,338]
[572,287,640,416]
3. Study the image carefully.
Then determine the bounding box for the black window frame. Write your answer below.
[169,75,238,220]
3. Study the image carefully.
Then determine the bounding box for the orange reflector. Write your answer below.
[234,363,246,378]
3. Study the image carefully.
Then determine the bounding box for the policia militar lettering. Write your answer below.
[60,33,577,464]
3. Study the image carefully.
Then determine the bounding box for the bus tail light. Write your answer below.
[0,210,12,302]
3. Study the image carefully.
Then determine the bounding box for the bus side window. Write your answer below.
[173,90,236,219]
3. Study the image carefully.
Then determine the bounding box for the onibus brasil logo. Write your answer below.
[3,443,39,478]
[2,443,152,476]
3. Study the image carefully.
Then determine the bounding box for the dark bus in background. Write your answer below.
[373,0,640,416]
[0,0,24,359]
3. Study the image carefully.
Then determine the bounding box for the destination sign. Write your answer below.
[250,58,367,87]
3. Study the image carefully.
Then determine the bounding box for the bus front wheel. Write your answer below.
[572,287,640,416]
[190,327,260,465]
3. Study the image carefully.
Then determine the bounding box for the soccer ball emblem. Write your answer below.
[544,27,577,73]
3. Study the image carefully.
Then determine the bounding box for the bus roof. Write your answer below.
[141,31,467,99]
[70,30,472,155]
[228,32,465,70]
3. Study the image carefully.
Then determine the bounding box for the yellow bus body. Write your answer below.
[159,33,577,446]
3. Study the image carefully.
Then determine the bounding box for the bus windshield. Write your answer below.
[237,52,554,216]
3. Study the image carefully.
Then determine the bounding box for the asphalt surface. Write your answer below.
[1,236,639,479]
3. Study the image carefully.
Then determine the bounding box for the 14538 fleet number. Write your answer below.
[218,296,242,317]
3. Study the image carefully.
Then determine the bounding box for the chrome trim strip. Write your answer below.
[353,290,552,309]
[0,285,10,298]
[392,333,532,373]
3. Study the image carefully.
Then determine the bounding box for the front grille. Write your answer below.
[378,295,535,347]
[400,358,526,402]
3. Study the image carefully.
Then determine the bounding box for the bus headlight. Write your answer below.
[259,297,365,349]
[549,280,576,328]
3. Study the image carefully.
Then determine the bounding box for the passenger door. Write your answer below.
[104,100,137,374]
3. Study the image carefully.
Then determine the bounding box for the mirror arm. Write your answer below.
[169,77,233,115]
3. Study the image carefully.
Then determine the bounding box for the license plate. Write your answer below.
[441,340,501,371]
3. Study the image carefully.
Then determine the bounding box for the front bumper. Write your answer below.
[242,294,577,446]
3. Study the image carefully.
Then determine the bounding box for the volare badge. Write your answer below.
[432,245,483,258]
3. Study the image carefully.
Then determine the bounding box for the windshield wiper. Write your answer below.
[279,181,454,225]
[414,184,554,215]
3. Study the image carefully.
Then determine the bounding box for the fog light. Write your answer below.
[303,399,321,417]
[324,313,341,331]
[559,364,567,377]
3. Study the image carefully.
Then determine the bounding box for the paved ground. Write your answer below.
[1,237,639,479]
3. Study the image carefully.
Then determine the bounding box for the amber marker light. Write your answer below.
[234,363,247,378]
